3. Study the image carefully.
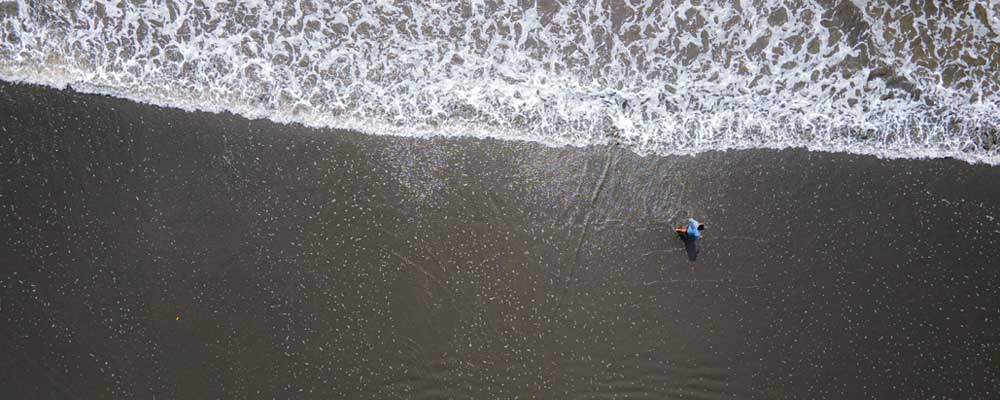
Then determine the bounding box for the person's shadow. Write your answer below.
[677,232,700,261]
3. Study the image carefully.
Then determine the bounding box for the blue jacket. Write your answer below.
[687,218,702,240]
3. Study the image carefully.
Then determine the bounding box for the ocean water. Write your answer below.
[1,0,998,163]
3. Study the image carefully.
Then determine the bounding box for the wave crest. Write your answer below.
[2,0,998,163]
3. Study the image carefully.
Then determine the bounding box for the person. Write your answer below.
[675,218,705,240]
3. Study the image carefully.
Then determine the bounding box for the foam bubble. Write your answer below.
[1,0,998,164]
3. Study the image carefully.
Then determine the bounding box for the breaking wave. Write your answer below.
[1,0,998,163]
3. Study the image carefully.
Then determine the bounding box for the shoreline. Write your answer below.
[1,77,997,166]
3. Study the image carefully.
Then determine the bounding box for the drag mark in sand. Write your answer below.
[383,247,453,303]
[590,147,616,205]
[555,147,618,314]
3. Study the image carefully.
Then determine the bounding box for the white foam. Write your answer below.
[1,0,998,164]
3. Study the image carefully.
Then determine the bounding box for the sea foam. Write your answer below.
[1,0,998,164]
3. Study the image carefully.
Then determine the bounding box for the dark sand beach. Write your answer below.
[2,82,1000,398]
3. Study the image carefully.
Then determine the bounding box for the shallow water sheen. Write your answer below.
[2,82,1000,399]
[1,0,999,163]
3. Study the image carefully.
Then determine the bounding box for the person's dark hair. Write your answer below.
[698,224,705,230]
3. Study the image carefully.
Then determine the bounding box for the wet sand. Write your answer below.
[2,82,1000,399]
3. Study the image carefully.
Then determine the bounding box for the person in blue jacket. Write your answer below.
[675,218,705,240]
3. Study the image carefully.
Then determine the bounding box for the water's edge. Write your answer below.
[3,76,997,166]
